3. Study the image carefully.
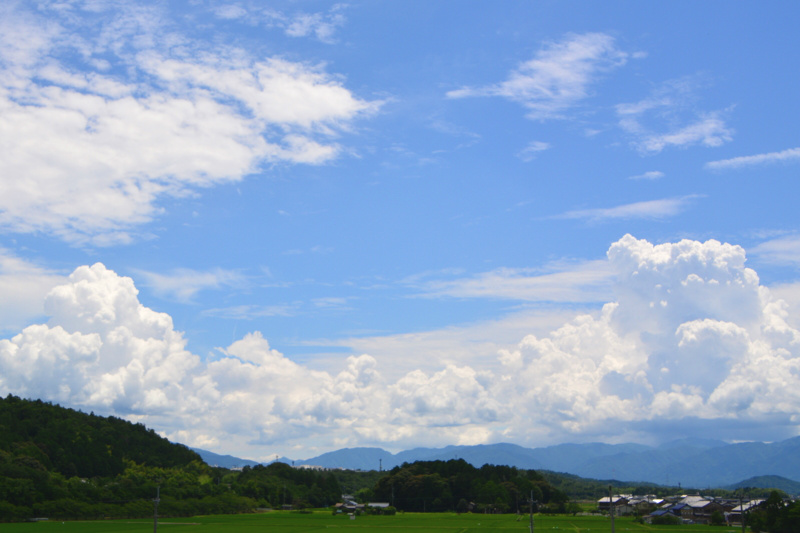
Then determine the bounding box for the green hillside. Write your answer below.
[0,395,200,478]
[0,395,341,522]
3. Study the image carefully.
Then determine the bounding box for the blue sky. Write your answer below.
[2,0,800,461]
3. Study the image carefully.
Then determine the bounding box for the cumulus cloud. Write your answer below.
[3,235,800,457]
[0,3,377,244]
[447,33,629,120]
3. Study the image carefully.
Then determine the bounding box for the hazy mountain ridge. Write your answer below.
[189,447,260,469]
[195,437,800,489]
[725,475,800,495]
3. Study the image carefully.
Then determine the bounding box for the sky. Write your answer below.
[1,0,800,462]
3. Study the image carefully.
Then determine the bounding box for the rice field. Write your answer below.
[0,511,744,533]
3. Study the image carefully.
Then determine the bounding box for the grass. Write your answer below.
[0,511,746,533]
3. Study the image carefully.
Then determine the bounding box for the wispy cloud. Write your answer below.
[616,78,733,153]
[447,33,629,120]
[211,4,347,44]
[517,141,551,162]
[705,147,800,171]
[137,267,246,303]
[203,304,297,320]
[411,260,614,304]
[557,195,701,222]
[285,7,347,44]
[636,114,733,153]
[0,249,66,332]
[214,5,249,20]
[629,170,664,180]
[750,235,800,266]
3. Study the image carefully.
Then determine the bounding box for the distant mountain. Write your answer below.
[296,447,394,471]
[658,437,728,450]
[725,475,800,495]
[288,437,800,488]
[192,436,800,490]
[191,447,260,468]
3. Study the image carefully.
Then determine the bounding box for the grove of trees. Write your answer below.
[372,459,568,513]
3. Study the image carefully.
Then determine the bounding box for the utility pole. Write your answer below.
[609,485,615,533]
[153,486,160,533]
[529,490,535,533]
[740,494,748,533]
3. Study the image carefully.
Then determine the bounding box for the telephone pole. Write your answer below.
[153,486,160,533]
[529,491,535,533]
[609,485,615,533]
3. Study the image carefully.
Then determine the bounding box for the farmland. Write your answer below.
[0,511,743,533]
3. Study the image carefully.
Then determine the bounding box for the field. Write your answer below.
[0,511,744,533]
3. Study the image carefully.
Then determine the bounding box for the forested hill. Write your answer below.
[373,459,570,514]
[0,395,345,523]
[0,394,199,478]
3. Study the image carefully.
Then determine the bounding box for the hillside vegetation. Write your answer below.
[0,395,340,521]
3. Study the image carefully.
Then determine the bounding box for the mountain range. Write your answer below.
[193,437,800,489]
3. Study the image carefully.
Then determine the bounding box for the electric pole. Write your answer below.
[609,485,615,533]
[153,486,160,533]
[529,490,535,533]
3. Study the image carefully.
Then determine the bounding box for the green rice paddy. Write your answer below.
[0,511,744,533]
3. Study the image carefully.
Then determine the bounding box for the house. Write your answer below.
[627,496,660,515]
[725,499,764,526]
[679,496,725,524]
[645,495,725,524]
[644,509,678,524]
[334,499,365,513]
[597,495,630,514]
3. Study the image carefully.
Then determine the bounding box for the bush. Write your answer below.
[651,513,681,525]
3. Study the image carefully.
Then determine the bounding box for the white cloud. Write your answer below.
[750,235,800,266]
[0,4,377,244]
[629,170,664,180]
[517,140,551,161]
[447,33,629,120]
[705,147,800,171]
[3,235,800,457]
[285,11,346,44]
[202,304,298,320]
[557,195,701,221]
[416,261,613,303]
[636,114,733,153]
[616,78,733,153]
[136,267,246,303]
[0,249,66,333]
[214,5,248,20]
